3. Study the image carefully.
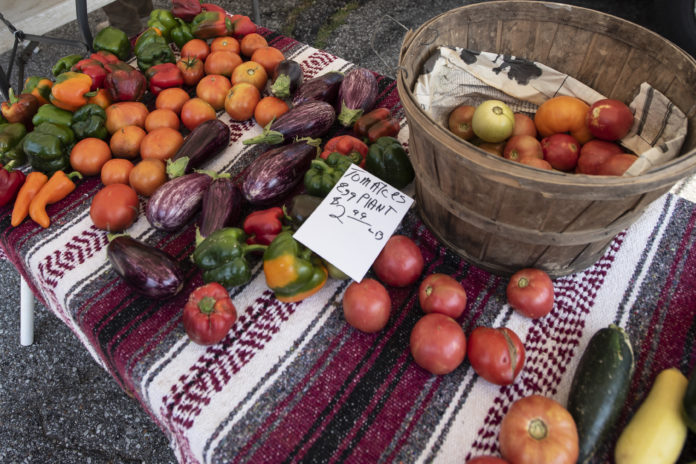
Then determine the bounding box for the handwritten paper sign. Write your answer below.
[293,164,414,282]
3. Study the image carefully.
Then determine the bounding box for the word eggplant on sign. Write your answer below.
[293,164,414,283]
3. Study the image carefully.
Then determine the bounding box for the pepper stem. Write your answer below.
[8,88,17,105]
[243,243,268,255]
[67,171,84,181]
[198,296,217,315]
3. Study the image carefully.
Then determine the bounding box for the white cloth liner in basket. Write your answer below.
[412,47,687,176]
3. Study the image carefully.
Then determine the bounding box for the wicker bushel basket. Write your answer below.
[397,1,696,277]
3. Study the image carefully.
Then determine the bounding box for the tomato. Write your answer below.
[467,327,525,385]
[100,158,134,186]
[145,109,180,132]
[418,273,467,318]
[110,125,146,159]
[180,97,217,131]
[240,32,268,57]
[176,57,205,87]
[506,268,554,319]
[203,51,242,77]
[586,98,634,141]
[466,457,510,464]
[254,96,289,127]
[89,183,139,232]
[129,158,167,196]
[210,36,240,54]
[448,104,475,140]
[70,138,111,176]
[541,133,580,172]
[139,127,184,161]
[597,153,637,176]
[472,100,515,143]
[576,140,623,175]
[534,95,592,144]
[476,141,505,157]
[231,61,268,92]
[224,82,261,121]
[155,87,191,115]
[503,135,542,162]
[196,74,232,111]
[499,395,579,464]
[250,46,285,75]
[519,157,552,170]
[410,313,466,375]
[372,235,424,287]
[180,38,210,61]
[342,278,391,333]
[511,113,537,138]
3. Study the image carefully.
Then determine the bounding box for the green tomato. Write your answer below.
[472,100,515,143]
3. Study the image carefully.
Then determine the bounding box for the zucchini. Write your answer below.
[682,366,696,433]
[566,324,634,464]
[615,367,688,464]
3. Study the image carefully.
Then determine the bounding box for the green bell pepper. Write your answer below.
[304,152,354,197]
[262,231,328,303]
[192,228,267,288]
[147,9,178,41]
[134,27,166,56]
[34,122,75,148]
[32,104,73,128]
[93,26,131,61]
[52,54,83,77]
[365,136,415,189]
[135,28,176,72]
[23,130,69,174]
[0,123,27,166]
[71,103,107,140]
[170,19,194,49]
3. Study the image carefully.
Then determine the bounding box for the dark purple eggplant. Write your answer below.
[242,101,335,145]
[269,60,303,99]
[146,172,212,231]
[107,235,185,299]
[166,119,230,178]
[242,141,317,205]
[291,71,344,106]
[199,177,243,237]
[336,67,378,127]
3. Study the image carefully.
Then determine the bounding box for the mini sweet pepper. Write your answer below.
[22,76,53,106]
[0,123,27,166]
[1,89,39,126]
[50,72,94,112]
[92,26,131,61]
[320,135,368,167]
[365,136,415,189]
[192,227,267,288]
[145,63,184,96]
[28,170,82,228]
[243,207,285,246]
[263,231,328,303]
[304,152,353,197]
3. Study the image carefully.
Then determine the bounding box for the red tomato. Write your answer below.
[576,140,623,175]
[448,104,475,140]
[466,457,510,464]
[597,153,638,176]
[541,133,580,172]
[499,395,579,464]
[506,268,554,319]
[418,273,467,318]
[373,235,424,287]
[503,135,543,162]
[511,113,537,138]
[586,98,634,141]
[410,313,466,375]
[467,327,525,385]
[342,278,391,333]
[182,282,237,345]
[89,184,139,232]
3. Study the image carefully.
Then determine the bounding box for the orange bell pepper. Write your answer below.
[50,72,93,112]
[87,88,113,110]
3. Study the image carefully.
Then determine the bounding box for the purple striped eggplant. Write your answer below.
[336,67,378,127]
[292,71,344,106]
[146,172,212,231]
[107,235,185,299]
[242,141,317,205]
[242,101,335,145]
[269,60,303,99]
[166,119,230,178]
[199,177,243,237]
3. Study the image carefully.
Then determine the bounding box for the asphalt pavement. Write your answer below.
[0,0,672,462]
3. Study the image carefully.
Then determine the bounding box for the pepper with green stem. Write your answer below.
[365,136,415,189]
[303,151,354,197]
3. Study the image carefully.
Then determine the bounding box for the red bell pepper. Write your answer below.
[182,282,237,346]
[230,14,257,38]
[89,50,121,66]
[72,58,108,90]
[172,0,202,21]
[200,3,226,14]
[191,11,232,39]
[145,62,184,96]
[104,67,147,102]
[1,89,39,126]
[243,207,285,246]
[0,163,26,207]
[353,107,401,142]
[320,135,368,167]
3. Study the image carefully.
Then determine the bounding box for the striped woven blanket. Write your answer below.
[2,28,695,463]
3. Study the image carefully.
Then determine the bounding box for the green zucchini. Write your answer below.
[683,366,696,432]
[567,324,635,464]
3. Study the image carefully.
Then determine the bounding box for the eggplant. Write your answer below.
[107,235,185,299]
[336,67,378,127]
[242,101,335,145]
[269,60,303,99]
[199,177,243,237]
[166,119,230,178]
[242,141,317,205]
[146,172,212,231]
[292,71,344,106]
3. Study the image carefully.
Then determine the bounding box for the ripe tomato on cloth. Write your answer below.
[182,282,237,346]
[342,278,391,333]
[418,273,467,318]
[506,268,554,319]
[410,313,466,375]
[372,235,424,287]
[467,326,525,385]
[89,183,138,232]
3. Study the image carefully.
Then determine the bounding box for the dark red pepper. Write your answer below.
[243,207,285,245]
[1,89,39,126]
[182,282,237,346]
[172,0,202,22]
[353,107,400,142]
[0,163,26,207]
[104,66,147,102]
[229,14,257,38]
[320,135,368,167]
[72,58,108,90]
[145,62,185,96]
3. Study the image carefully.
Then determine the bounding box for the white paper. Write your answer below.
[293,165,414,283]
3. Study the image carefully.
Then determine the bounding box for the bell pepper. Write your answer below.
[353,107,400,143]
[89,50,121,67]
[145,63,184,96]
[71,58,108,90]
[229,14,257,39]
[191,11,232,39]
[1,89,39,126]
[192,227,268,288]
[136,41,176,72]
[147,9,178,42]
[28,170,82,228]
[0,163,26,207]
[286,194,322,228]
[134,28,165,56]
[182,282,237,346]
[365,136,415,189]
[32,104,73,127]
[50,72,94,112]
[304,152,354,197]
[71,103,107,140]
[23,124,73,174]
[87,88,112,109]
[320,135,368,167]
[52,54,83,77]
[92,26,131,61]
[104,67,147,102]
[0,123,27,166]
[243,207,285,246]
[33,122,75,148]
[200,3,226,14]
[11,171,47,226]
[22,77,53,106]
[170,19,195,49]
[263,231,328,303]
[172,0,202,22]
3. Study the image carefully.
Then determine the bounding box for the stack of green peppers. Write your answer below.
[0,123,27,167]
[134,27,176,72]
[23,122,75,174]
